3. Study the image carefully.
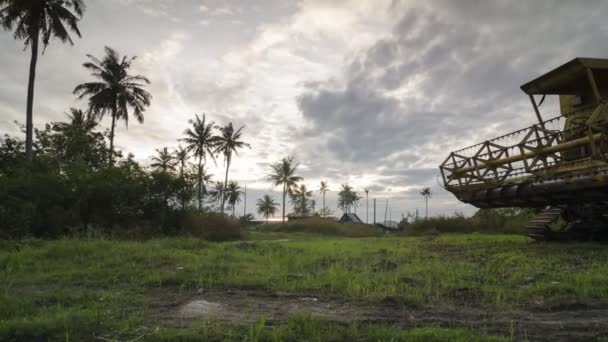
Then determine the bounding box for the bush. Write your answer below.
[182,211,242,241]
[399,208,537,236]
[259,218,382,237]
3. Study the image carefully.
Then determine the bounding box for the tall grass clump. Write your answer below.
[182,211,242,241]
[260,218,382,237]
[399,208,536,235]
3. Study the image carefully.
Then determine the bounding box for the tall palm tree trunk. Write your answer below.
[322,192,325,217]
[282,183,286,224]
[25,25,40,162]
[221,155,230,214]
[108,110,117,165]
[197,157,203,211]
[425,197,429,218]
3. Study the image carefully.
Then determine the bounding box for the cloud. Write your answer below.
[294,1,608,212]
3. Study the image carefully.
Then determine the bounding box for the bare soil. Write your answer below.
[153,288,608,341]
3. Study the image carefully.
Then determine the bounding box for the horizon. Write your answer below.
[2,0,608,219]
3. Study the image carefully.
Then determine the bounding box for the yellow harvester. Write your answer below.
[440,58,608,241]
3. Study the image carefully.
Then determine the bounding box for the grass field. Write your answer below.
[2,232,608,341]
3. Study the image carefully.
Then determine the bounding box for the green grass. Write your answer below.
[2,233,608,340]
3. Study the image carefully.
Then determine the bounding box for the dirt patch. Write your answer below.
[155,288,608,341]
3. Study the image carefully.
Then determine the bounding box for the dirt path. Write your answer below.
[157,288,608,341]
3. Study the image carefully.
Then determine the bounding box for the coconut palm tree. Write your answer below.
[1,0,86,161]
[182,114,218,211]
[150,147,175,173]
[290,184,312,215]
[257,195,279,223]
[319,181,329,217]
[268,157,302,224]
[209,180,224,207]
[364,189,369,223]
[226,180,244,218]
[73,46,151,165]
[420,187,432,218]
[215,122,250,214]
[174,145,188,178]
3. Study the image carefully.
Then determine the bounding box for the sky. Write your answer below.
[1,0,608,221]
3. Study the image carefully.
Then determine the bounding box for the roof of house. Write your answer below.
[339,213,362,223]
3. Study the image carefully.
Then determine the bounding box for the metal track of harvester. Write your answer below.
[525,207,563,242]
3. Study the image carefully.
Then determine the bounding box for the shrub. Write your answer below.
[182,211,242,241]
[399,208,537,236]
[259,218,382,237]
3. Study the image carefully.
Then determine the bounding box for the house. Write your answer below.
[376,220,400,231]
[338,213,363,224]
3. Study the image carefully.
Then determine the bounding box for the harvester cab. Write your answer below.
[439,58,608,241]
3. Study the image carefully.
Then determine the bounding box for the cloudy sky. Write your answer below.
[1,0,608,220]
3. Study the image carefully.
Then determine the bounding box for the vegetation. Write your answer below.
[0,0,85,161]
[290,183,313,215]
[399,208,536,235]
[420,187,432,218]
[268,157,302,223]
[182,114,218,211]
[319,180,329,216]
[215,123,250,214]
[260,218,382,237]
[74,46,152,165]
[3,233,608,340]
[256,194,279,223]
[338,183,361,214]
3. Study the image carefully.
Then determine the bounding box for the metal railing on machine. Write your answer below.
[439,114,596,188]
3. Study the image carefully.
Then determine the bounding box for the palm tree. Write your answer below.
[150,147,175,173]
[365,189,369,223]
[1,0,85,161]
[257,195,279,223]
[209,180,224,206]
[215,122,250,214]
[420,187,432,218]
[319,181,329,217]
[174,145,188,178]
[268,157,302,224]
[182,114,218,211]
[57,108,99,163]
[74,46,151,165]
[290,184,312,214]
[226,180,244,217]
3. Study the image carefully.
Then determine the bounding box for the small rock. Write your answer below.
[179,300,221,319]
[551,281,560,285]
[300,297,318,302]
[176,266,184,270]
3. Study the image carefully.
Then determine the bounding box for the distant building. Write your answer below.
[338,213,363,224]
[376,220,400,231]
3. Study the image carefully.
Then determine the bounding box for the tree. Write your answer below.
[173,145,188,178]
[182,114,218,211]
[256,195,279,223]
[1,0,85,161]
[150,147,175,173]
[209,180,224,206]
[338,184,360,214]
[74,46,151,165]
[268,157,302,224]
[364,189,369,223]
[215,123,249,214]
[319,181,329,217]
[226,180,243,217]
[420,187,432,218]
[290,184,312,215]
